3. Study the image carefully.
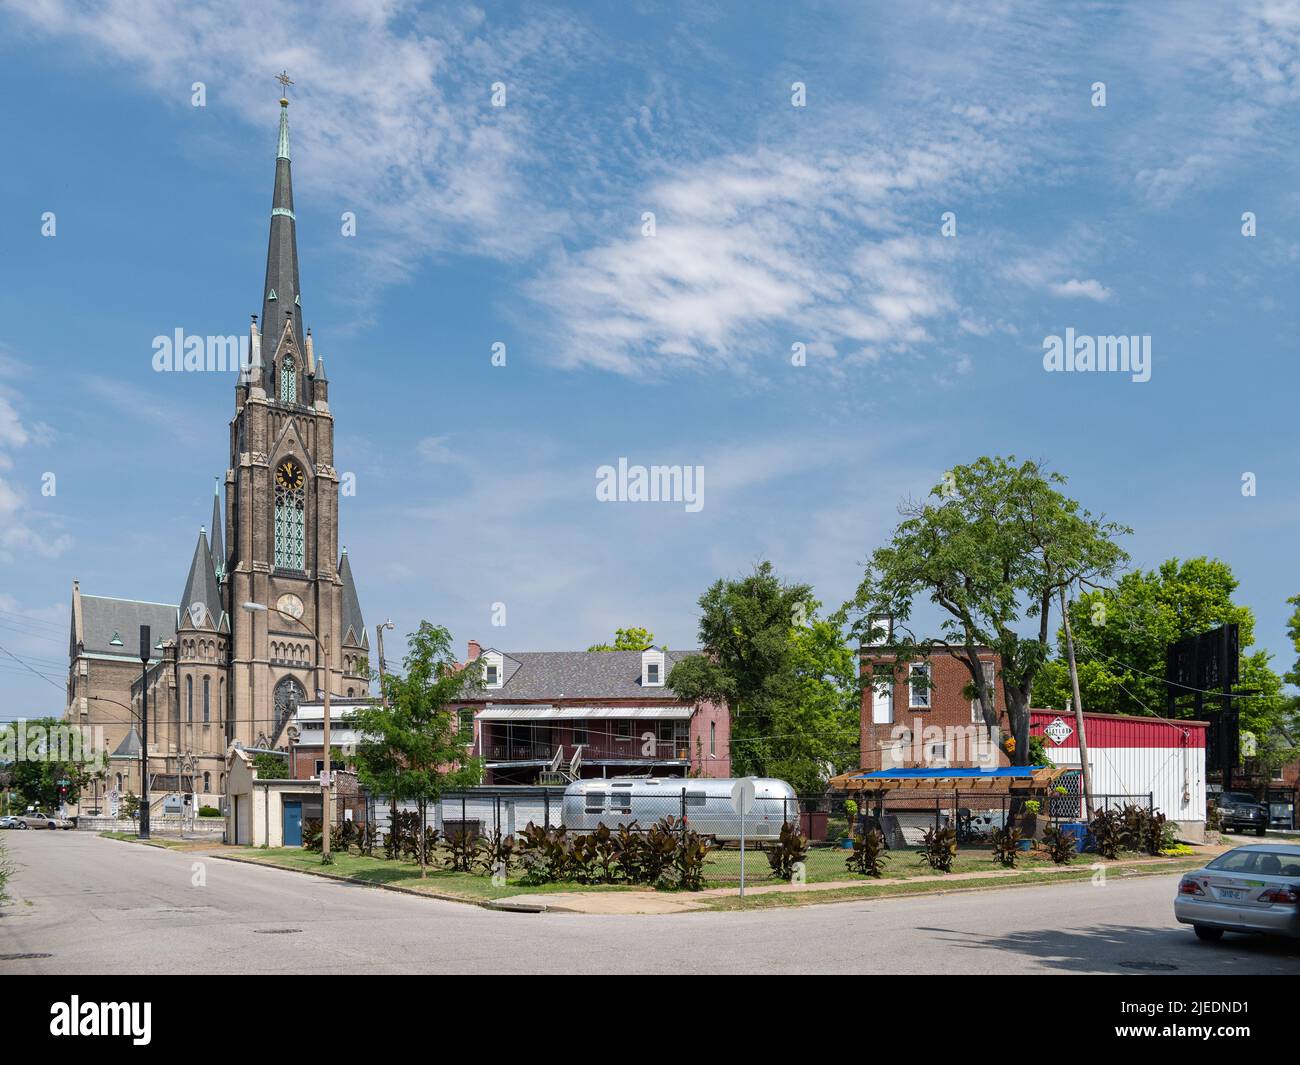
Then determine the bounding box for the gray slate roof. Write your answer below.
[110,726,143,759]
[261,100,304,378]
[179,529,226,631]
[478,648,700,701]
[210,483,225,579]
[80,595,177,658]
[339,550,367,648]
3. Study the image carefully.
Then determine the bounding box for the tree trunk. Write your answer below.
[418,798,427,878]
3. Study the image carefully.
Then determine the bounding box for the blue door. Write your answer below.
[283,801,302,847]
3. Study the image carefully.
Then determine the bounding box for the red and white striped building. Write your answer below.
[1030,710,1208,838]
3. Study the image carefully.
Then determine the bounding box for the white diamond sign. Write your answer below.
[1044,717,1074,745]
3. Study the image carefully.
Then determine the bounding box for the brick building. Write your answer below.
[860,647,1005,771]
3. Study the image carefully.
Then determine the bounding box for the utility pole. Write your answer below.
[1059,586,1094,820]
[376,619,395,845]
[139,624,151,840]
[321,636,333,864]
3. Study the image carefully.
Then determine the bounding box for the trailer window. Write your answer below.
[685,792,707,807]
[610,788,632,815]
[584,791,605,814]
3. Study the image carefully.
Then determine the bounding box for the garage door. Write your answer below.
[235,794,251,845]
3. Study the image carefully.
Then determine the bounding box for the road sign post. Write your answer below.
[731,778,757,899]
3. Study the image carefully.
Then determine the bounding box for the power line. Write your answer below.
[0,641,65,692]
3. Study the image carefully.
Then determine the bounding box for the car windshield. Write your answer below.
[1220,793,1256,804]
[1206,849,1300,876]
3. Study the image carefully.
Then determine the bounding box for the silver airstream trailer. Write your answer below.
[561,777,798,842]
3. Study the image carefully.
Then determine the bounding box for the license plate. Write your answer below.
[1216,887,1245,900]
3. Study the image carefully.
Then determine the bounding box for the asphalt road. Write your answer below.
[2,830,1297,974]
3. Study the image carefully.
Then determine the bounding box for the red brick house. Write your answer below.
[460,641,731,784]
[860,646,1005,771]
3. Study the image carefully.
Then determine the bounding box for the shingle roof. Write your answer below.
[80,595,177,657]
[476,648,700,701]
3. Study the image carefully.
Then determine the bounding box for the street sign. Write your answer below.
[731,777,756,815]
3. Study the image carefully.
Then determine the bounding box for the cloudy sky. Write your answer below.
[1,0,1298,716]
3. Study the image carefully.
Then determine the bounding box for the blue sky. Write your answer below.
[1,1,1298,716]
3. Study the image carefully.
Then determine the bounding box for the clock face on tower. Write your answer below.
[275,458,305,491]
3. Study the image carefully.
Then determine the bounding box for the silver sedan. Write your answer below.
[1175,843,1300,941]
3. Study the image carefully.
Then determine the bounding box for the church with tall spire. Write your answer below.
[64,84,370,811]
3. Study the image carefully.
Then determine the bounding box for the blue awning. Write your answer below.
[849,766,1051,781]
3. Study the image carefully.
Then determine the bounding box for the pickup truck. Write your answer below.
[1216,792,1269,836]
[17,812,75,830]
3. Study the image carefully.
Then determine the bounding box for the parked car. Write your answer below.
[0,815,20,829]
[18,812,74,830]
[1175,843,1300,942]
[1215,791,1270,835]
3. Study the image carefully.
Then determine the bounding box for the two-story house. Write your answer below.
[459,641,731,784]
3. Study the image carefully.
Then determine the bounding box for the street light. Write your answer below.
[139,625,151,840]
[242,601,334,863]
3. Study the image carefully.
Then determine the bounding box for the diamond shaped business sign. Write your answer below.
[1044,717,1074,745]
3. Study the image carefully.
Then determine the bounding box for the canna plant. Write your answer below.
[919,826,958,873]
[1043,823,1078,864]
[762,822,809,880]
[990,826,1021,867]
[845,827,889,877]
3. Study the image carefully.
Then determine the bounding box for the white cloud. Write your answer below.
[0,362,70,564]
[1049,278,1113,302]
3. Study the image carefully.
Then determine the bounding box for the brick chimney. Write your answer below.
[467,639,482,661]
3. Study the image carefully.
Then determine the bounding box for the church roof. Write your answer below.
[210,480,225,581]
[179,528,226,632]
[261,97,304,385]
[79,595,176,658]
[110,726,143,759]
[339,549,367,649]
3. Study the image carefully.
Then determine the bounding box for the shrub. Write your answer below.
[845,827,889,878]
[1043,823,1077,864]
[990,826,1021,867]
[919,826,958,873]
[1088,809,1122,859]
[198,805,222,818]
[303,818,323,852]
[441,826,476,872]
[613,821,646,883]
[674,830,710,891]
[472,828,515,879]
[762,822,809,880]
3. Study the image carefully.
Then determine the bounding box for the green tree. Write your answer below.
[0,717,94,808]
[352,622,484,876]
[667,562,858,790]
[587,627,656,651]
[1036,559,1296,768]
[844,457,1129,764]
[252,752,288,778]
[1286,594,1300,687]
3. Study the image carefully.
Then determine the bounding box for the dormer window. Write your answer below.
[641,648,665,687]
[481,650,504,689]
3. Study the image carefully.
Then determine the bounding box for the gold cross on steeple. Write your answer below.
[275,70,294,100]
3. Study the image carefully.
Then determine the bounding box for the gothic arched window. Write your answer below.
[274,676,305,728]
[186,676,193,722]
[280,353,297,403]
[274,457,306,570]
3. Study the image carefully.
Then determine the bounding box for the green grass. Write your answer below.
[228,841,1192,902]
[234,847,646,900]
[703,843,1068,884]
[702,857,1208,911]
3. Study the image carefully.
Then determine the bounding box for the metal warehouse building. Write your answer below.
[1030,710,1208,839]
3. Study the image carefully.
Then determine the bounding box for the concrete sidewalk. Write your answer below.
[489,850,1219,914]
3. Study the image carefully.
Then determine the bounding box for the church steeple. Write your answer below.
[209,479,225,582]
[261,76,304,383]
